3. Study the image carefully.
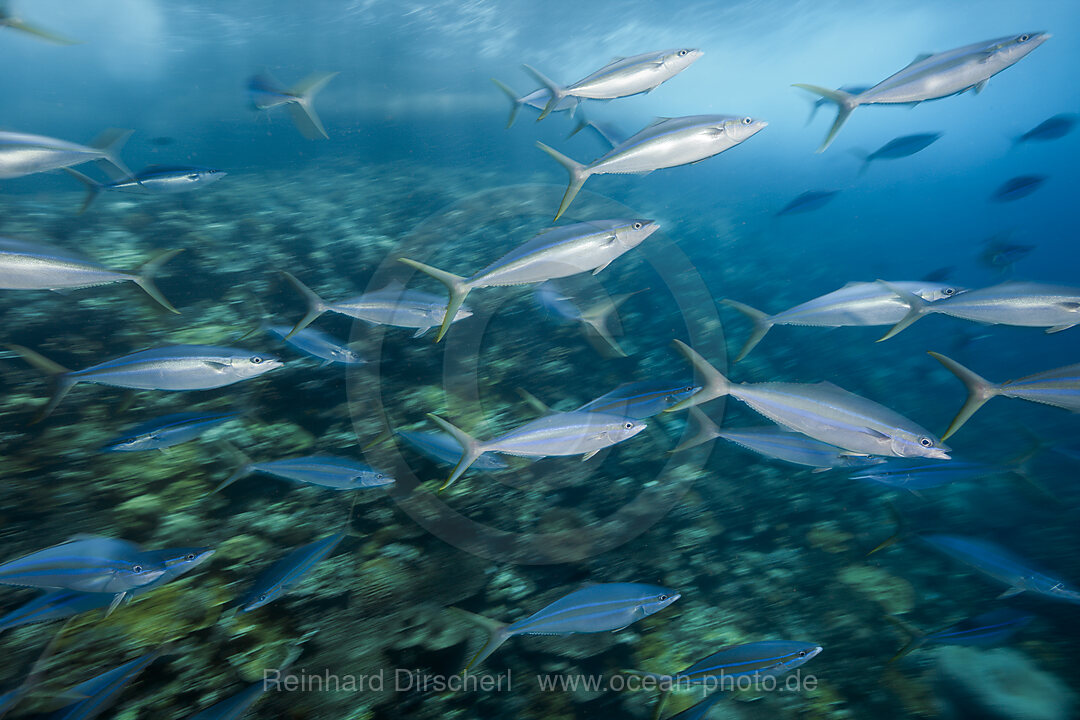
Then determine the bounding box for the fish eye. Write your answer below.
[742,117,753,125]
[1019,34,1030,42]
[919,437,933,447]
[632,222,643,230]
[678,50,688,56]
[250,356,263,364]
[797,650,807,658]
[943,287,955,296]
[658,594,669,601]
[186,553,196,561]
[132,564,143,573]
[683,386,694,393]
[623,422,634,430]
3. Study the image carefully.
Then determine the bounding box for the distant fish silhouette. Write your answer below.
[775,190,839,216]
[852,132,942,175]
[991,175,1046,202]
[980,232,1034,273]
[920,266,956,282]
[1014,114,1077,144]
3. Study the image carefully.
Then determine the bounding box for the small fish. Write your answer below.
[101,412,238,453]
[626,641,822,684]
[921,534,1080,604]
[0,238,181,313]
[490,78,581,128]
[248,71,338,140]
[888,608,1034,661]
[666,693,726,720]
[522,49,703,119]
[451,583,680,669]
[239,533,345,612]
[0,128,131,179]
[724,280,963,360]
[929,352,1080,440]
[281,273,473,340]
[991,174,1046,202]
[266,324,366,365]
[400,219,658,342]
[0,1,77,44]
[216,455,394,493]
[184,681,267,720]
[851,459,997,493]
[666,340,948,459]
[63,166,226,213]
[394,430,508,471]
[921,266,956,282]
[428,410,647,490]
[854,132,942,174]
[577,381,700,419]
[534,281,642,357]
[0,625,62,719]
[980,242,1034,273]
[537,115,767,219]
[775,190,839,216]
[50,649,163,720]
[7,344,283,421]
[1015,114,1077,144]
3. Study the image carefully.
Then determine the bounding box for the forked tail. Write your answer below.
[448,607,512,670]
[664,340,731,412]
[522,64,567,121]
[281,271,329,339]
[927,352,1002,441]
[791,84,858,153]
[490,78,522,128]
[426,413,485,491]
[397,258,472,343]
[722,299,774,362]
[5,345,76,423]
[535,142,589,221]
[286,71,339,140]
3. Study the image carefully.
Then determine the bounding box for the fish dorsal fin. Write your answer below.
[610,55,626,63]
[645,116,672,129]
[377,278,406,293]
[814,380,846,392]
[840,281,863,289]
[908,53,933,66]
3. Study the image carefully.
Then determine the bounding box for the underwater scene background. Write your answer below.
[1,0,1079,718]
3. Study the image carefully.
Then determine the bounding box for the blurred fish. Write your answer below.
[0,1,76,44]
[877,281,1080,340]
[723,280,963,360]
[248,71,338,140]
[400,219,658,341]
[921,266,956,282]
[980,244,1034,274]
[395,430,508,470]
[451,583,680,669]
[853,132,942,174]
[578,381,699,419]
[929,352,1080,440]
[216,454,394,493]
[775,190,839,216]
[0,238,181,313]
[102,412,238,453]
[265,324,366,365]
[626,641,822,684]
[851,459,998,494]
[666,340,949,459]
[0,626,62,719]
[534,281,643,356]
[427,411,647,490]
[7,344,283,421]
[523,49,702,119]
[185,681,266,720]
[991,174,1046,202]
[239,533,345,612]
[50,648,163,720]
[666,693,725,720]
[63,166,226,213]
[805,85,870,124]
[796,33,1049,152]
[0,129,131,179]
[537,115,767,219]
[1014,114,1077,144]
[887,608,1034,661]
[281,273,472,340]
[149,136,175,146]
[490,78,581,128]
[921,534,1080,603]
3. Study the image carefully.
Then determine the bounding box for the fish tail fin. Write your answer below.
[212,464,252,493]
[521,64,566,121]
[722,299,774,362]
[792,84,858,152]
[281,271,328,338]
[883,615,927,663]
[426,413,484,491]
[397,258,471,343]
[927,352,1001,441]
[567,114,589,139]
[516,388,553,415]
[6,344,74,422]
[867,500,906,555]
[59,167,102,214]
[664,339,730,412]
[579,291,640,358]
[132,249,183,314]
[490,78,522,128]
[89,128,133,180]
[876,280,930,341]
[848,148,871,176]
[286,71,338,140]
[448,607,511,670]
[211,440,253,493]
[361,427,393,452]
[670,406,721,453]
[535,141,589,220]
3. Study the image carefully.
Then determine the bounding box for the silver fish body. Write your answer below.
[0,129,132,179]
[718,426,885,469]
[217,455,394,493]
[0,537,166,595]
[239,533,345,612]
[267,324,366,365]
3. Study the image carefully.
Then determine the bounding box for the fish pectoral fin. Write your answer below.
[910,53,933,65]
[105,592,129,617]
[973,80,988,93]
[591,260,613,276]
[998,586,1025,599]
[412,327,431,338]
[858,427,891,440]
[203,360,231,372]
[581,449,601,461]
[1047,324,1075,334]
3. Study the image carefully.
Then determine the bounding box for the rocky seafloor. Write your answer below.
[0,159,1077,720]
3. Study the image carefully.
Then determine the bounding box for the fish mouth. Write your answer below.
[925,447,951,460]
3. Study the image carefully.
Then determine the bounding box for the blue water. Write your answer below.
[0,1,1079,719]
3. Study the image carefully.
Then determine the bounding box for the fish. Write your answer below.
[239,533,345,612]
[577,381,700,419]
[534,281,642,357]
[101,412,239,453]
[775,190,839,216]
[723,280,964,361]
[247,71,338,140]
[7,344,283,421]
[451,583,680,669]
[887,608,1034,661]
[1014,114,1077,144]
[0,626,62,719]
[851,459,999,494]
[50,648,163,720]
[537,114,767,219]
[805,85,870,124]
[0,238,181,313]
[665,340,949,459]
[427,411,647,490]
[490,78,582,128]
[63,166,226,213]
[215,454,394,493]
[399,219,658,341]
[393,430,508,471]
[878,281,1080,340]
[921,534,1080,604]
[265,324,366,365]
[991,174,1046,202]
[522,49,703,119]
[0,128,131,179]
[853,132,942,174]
[796,33,1050,151]
[625,640,823,685]
[929,352,1080,440]
[184,681,267,720]
[0,1,77,44]
[666,693,726,720]
[921,266,956,283]
[281,272,473,340]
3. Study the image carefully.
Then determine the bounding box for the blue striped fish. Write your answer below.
[627,640,822,686]
[51,648,164,720]
[184,681,266,720]
[888,608,1034,661]
[239,534,345,612]
[577,381,700,419]
[102,412,239,453]
[851,459,996,493]
[215,455,394,493]
[394,430,507,471]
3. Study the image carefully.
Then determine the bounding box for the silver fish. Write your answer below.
[247,71,338,140]
[0,238,181,313]
[666,340,949,459]
[394,430,508,471]
[400,219,658,342]
[8,344,283,421]
[724,280,963,361]
[51,649,163,720]
[796,33,1050,151]
[63,166,226,213]
[535,281,642,357]
[215,455,394,493]
[491,78,581,128]
[101,411,239,453]
[522,48,703,119]
[239,533,344,612]
[266,324,366,365]
[537,115,767,219]
[427,410,647,490]
[0,128,131,179]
